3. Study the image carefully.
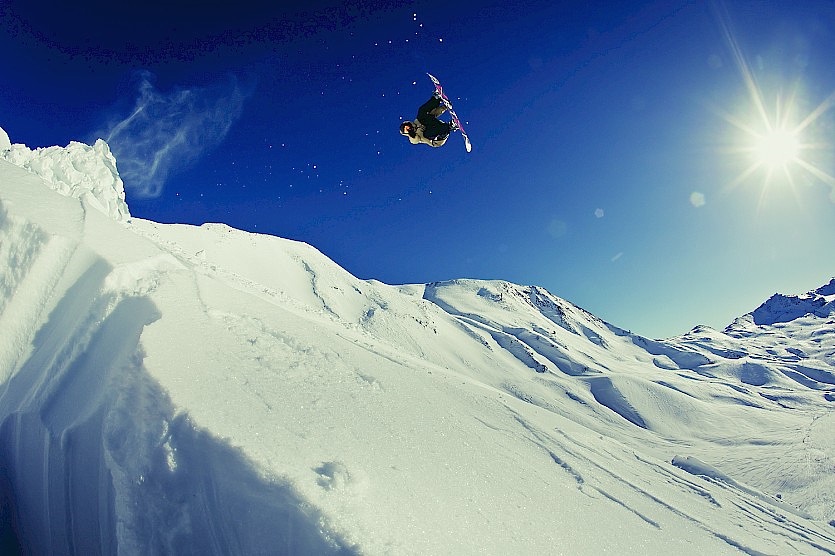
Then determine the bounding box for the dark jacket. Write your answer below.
[404,96,451,147]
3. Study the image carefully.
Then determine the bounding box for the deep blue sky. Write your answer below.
[2,0,835,338]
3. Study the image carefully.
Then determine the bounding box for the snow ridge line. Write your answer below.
[126,222,343,323]
[422,284,597,377]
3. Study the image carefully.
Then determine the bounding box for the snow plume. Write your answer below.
[102,72,247,199]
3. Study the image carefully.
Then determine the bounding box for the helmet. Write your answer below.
[399,121,414,136]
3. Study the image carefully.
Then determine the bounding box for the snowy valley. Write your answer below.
[1,130,834,555]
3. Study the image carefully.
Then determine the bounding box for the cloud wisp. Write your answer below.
[101,73,248,199]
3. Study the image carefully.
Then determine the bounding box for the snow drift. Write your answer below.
[1,127,834,554]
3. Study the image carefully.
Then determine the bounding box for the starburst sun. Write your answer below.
[714,11,835,202]
[753,127,799,170]
[725,90,835,194]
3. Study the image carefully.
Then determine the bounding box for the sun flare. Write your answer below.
[714,7,835,202]
[753,128,799,169]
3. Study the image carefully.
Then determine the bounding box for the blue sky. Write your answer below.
[2,0,835,338]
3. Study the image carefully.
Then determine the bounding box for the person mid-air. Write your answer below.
[400,74,471,152]
[399,92,458,148]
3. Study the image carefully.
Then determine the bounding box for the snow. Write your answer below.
[0,127,129,222]
[742,284,835,326]
[1,132,834,554]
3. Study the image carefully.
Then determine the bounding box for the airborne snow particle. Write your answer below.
[690,191,706,208]
[594,208,604,218]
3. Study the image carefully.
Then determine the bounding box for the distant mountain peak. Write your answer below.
[730,277,835,328]
[815,277,835,297]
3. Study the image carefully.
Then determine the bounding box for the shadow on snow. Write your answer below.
[0,262,356,555]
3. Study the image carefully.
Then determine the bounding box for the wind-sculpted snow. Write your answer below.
[0,127,129,222]
[1,140,835,554]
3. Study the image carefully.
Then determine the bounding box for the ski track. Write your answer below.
[506,406,835,555]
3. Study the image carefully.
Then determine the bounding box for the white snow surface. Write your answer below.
[0,127,129,222]
[0,127,10,151]
[0,135,834,555]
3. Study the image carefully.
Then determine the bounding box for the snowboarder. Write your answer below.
[399,92,458,148]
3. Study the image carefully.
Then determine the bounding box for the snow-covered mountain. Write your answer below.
[1,129,833,555]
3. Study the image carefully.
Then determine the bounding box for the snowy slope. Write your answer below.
[1,130,833,555]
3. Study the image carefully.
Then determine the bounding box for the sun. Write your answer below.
[715,91,826,196]
[729,89,835,196]
[713,8,835,202]
[753,128,799,170]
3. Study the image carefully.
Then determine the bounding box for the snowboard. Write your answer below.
[427,73,472,153]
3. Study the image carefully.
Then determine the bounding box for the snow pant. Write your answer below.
[416,96,451,140]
